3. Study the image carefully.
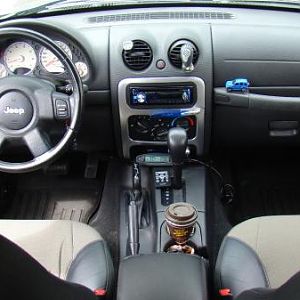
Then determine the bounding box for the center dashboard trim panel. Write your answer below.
[118,76,205,158]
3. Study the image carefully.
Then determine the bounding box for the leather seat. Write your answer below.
[215,216,300,298]
[0,220,113,292]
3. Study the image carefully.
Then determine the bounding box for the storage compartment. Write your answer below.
[117,253,207,300]
[213,88,300,147]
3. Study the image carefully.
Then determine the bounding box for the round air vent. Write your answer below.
[168,40,199,68]
[122,40,153,71]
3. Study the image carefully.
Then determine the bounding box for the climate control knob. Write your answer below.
[172,117,194,130]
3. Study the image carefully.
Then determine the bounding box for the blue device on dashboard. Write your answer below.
[150,107,201,119]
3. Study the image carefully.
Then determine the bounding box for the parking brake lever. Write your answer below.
[128,163,141,255]
[128,199,139,255]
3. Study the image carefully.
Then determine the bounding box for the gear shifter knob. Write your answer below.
[167,127,188,189]
[168,127,188,164]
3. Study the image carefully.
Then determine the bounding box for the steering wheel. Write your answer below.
[0,27,83,173]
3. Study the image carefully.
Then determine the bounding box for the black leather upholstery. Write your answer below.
[117,253,208,300]
[0,235,96,300]
[215,237,269,297]
[66,240,114,292]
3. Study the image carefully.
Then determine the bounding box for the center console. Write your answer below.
[117,253,208,300]
[117,75,208,294]
[110,23,212,300]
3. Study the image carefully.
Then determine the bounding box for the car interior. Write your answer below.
[1,0,300,299]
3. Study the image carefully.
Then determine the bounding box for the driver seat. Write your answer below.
[0,220,113,296]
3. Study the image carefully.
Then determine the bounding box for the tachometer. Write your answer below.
[4,42,37,75]
[40,41,72,74]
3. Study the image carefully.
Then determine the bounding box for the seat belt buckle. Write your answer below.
[94,288,107,298]
[219,288,232,298]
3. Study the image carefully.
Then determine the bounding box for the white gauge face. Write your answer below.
[75,61,88,78]
[0,63,8,78]
[40,41,72,74]
[4,42,37,75]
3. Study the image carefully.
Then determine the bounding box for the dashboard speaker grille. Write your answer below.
[168,40,199,68]
[122,40,153,71]
[88,11,234,23]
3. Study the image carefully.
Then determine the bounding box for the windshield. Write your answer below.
[1,0,300,19]
[0,1,52,16]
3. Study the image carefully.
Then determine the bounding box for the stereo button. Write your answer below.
[137,92,146,104]
[182,91,190,102]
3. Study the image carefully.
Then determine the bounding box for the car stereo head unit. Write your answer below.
[128,83,196,107]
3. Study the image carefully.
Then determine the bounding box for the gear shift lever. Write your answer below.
[167,127,188,189]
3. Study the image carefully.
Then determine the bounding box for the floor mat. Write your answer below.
[89,160,132,269]
[0,175,103,223]
[235,181,300,223]
[229,150,300,224]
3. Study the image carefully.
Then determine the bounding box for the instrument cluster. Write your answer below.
[0,39,89,80]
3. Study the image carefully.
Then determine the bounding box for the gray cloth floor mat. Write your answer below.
[0,176,103,223]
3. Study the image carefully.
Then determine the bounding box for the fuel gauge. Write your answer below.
[75,61,88,78]
[0,63,8,78]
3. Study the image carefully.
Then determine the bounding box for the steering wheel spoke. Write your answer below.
[23,128,51,158]
[0,131,6,151]
[52,92,71,121]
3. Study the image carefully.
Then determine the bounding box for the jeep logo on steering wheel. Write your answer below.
[4,106,25,115]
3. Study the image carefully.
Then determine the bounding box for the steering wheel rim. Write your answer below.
[0,27,83,173]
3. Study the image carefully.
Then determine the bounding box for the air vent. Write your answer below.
[88,11,234,23]
[168,40,199,69]
[122,40,153,71]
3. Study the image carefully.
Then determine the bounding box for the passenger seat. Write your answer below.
[215,216,300,298]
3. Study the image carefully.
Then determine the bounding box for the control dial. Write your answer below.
[151,120,170,141]
[129,116,151,136]
[172,117,195,130]
[128,115,196,142]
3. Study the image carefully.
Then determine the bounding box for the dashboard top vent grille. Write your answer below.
[88,11,234,23]
[122,40,153,71]
[169,40,199,69]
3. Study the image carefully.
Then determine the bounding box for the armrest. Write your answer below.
[117,253,207,300]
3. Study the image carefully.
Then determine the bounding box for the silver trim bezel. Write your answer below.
[118,76,205,158]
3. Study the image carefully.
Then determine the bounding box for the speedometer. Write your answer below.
[40,41,72,74]
[4,42,37,75]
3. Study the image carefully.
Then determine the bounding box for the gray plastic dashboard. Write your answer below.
[28,6,300,92]
[3,5,300,153]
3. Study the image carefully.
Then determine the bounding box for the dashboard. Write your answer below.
[2,5,300,157]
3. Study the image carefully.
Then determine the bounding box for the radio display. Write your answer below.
[129,84,195,107]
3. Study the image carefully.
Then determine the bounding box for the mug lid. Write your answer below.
[165,202,198,225]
